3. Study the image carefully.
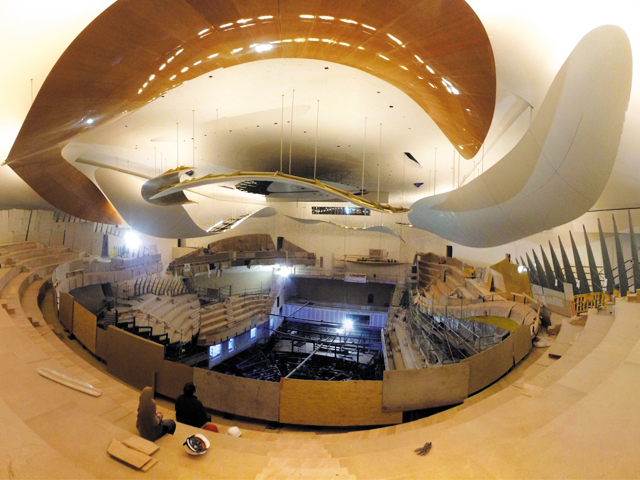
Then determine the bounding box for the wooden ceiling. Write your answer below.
[6,0,495,224]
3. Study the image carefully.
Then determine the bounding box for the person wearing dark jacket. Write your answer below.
[175,382,212,428]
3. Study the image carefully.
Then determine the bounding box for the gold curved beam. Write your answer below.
[151,171,411,214]
[6,0,493,222]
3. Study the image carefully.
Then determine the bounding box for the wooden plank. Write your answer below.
[106,326,163,391]
[140,457,158,472]
[156,360,193,400]
[279,379,402,427]
[107,439,151,469]
[382,363,470,412]
[59,292,74,332]
[95,326,109,360]
[73,301,97,354]
[122,435,159,456]
[463,334,515,395]
[194,368,280,422]
[513,324,533,364]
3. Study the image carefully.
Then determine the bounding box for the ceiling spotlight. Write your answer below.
[255,44,273,53]
[86,118,94,124]
[387,33,403,45]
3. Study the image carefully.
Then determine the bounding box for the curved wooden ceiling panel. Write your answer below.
[6,0,494,223]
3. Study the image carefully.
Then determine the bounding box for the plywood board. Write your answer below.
[95,326,109,360]
[194,368,279,422]
[73,301,97,354]
[156,360,193,400]
[59,292,74,332]
[513,324,533,364]
[382,363,470,412]
[122,435,159,456]
[107,439,152,469]
[463,334,515,395]
[279,379,402,427]
[106,326,163,391]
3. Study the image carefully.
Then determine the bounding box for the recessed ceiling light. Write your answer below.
[170,75,176,80]
[220,23,233,28]
[255,44,273,53]
[198,28,210,35]
[300,14,314,19]
[149,74,155,80]
[258,15,273,20]
[208,53,219,58]
[159,63,166,70]
[167,56,174,63]
[143,82,148,87]
[426,65,435,74]
[237,18,252,24]
[400,65,408,70]
[232,47,243,53]
[193,60,202,65]
[378,54,389,61]
[387,33,403,45]
[362,24,376,30]
[340,19,357,24]
[86,118,94,124]
[176,48,184,55]
[181,67,189,72]
[319,15,334,20]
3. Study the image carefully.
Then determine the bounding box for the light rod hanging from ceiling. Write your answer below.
[289,89,295,175]
[314,100,320,180]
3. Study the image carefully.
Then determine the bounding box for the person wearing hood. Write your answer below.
[136,386,176,441]
[175,382,212,428]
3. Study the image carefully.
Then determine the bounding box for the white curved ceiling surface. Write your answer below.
[408,26,632,247]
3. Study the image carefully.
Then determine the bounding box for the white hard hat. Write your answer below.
[226,426,242,438]
[183,434,210,455]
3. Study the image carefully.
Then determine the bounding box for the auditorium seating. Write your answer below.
[2,237,640,478]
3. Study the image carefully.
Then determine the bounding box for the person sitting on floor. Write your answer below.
[175,382,212,428]
[136,386,176,441]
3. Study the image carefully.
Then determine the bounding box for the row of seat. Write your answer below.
[2,237,639,478]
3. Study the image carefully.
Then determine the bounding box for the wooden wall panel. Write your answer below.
[513,324,533,364]
[156,360,193,400]
[73,301,97,354]
[59,292,74,332]
[463,334,515,395]
[382,363,470,412]
[279,379,401,427]
[193,369,280,422]
[106,326,164,391]
[95,326,109,360]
